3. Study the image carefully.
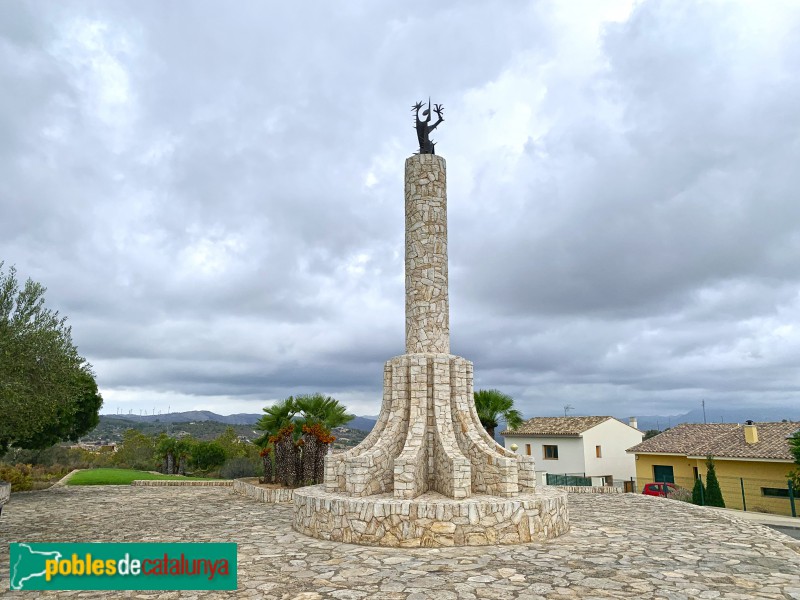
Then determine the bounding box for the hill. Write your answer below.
[101,410,262,425]
[88,412,377,448]
[100,410,378,432]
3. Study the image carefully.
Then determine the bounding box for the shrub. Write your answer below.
[704,456,725,508]
[113,430,158,471]
[788,468,800,493]
[190,441,226,472]
[30,464,70,482]
[0,463,73,491]
[0,464,34,491]
[214,427,250,460]
[220,457,258,480]
[6,445,95,470]
[692,477,706,505]
[666,486,693,503]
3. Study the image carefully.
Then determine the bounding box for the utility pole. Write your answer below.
[702,399,707,424]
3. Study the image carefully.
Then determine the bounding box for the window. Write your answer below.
[543,445,559,460]
[595,445,602,458]
[653,465,675,483]
[693,467,699,480]
[525,444,531,456]
[762,487,790,498]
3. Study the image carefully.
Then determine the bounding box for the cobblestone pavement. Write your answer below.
[2,486,799,599]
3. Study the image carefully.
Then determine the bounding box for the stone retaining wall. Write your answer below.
[294,484,569,547]
[131,480,232,487]
[232,478,294,503]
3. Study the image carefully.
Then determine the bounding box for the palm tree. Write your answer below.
[294,393,354,432]
[254,396,298,446]
[156,435,179,474]
[255,394,354,486]
[175,438,192,475]
[255,397,299,486]
[473,389,523,440]
[294,394,352,484]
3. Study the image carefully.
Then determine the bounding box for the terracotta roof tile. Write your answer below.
[502,416,615,437]
[627,422,800,460]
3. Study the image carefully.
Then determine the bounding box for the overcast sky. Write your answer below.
[3,0,800,420]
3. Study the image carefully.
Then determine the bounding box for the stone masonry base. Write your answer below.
[325,353,536,500]
[293,484,569,547]
[232,478,294,503]
[131,480,233,487]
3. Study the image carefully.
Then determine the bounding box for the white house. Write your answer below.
[501,416,643,487]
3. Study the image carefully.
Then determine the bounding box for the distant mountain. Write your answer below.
[347,416,377,432]
[102,405,799,441]
[101,411,377,431]
[494,407,800,441]
[101,410,262,424]
[632,407,800,432]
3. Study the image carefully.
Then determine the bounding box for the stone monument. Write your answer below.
[293,102,569,546]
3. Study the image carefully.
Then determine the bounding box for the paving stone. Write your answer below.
[1,487,799,598]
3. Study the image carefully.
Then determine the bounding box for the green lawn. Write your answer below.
[66,468,217,486]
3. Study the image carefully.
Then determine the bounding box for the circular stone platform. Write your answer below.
[293,484,568,547]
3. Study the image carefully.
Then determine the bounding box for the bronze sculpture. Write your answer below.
[413,99,444,154]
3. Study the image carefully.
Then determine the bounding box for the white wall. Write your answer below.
[503,418,644,485]
[504,435,586,476]
[580,419,643,481]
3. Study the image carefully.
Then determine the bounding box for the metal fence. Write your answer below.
[546,473,592,487]
[623,474,798,517]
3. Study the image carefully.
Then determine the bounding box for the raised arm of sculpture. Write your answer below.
[412,99,444,155]
[429,103,444,131]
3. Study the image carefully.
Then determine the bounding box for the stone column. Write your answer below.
[323,153,531,502]
[405,154,449,354]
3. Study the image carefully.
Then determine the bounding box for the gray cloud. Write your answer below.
[3,0,800,420]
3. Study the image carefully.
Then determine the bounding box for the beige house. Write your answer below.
[502,416,643,487]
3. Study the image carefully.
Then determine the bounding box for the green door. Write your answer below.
[653,465,674,483]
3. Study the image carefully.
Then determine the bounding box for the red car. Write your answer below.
[642,482,678,497]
